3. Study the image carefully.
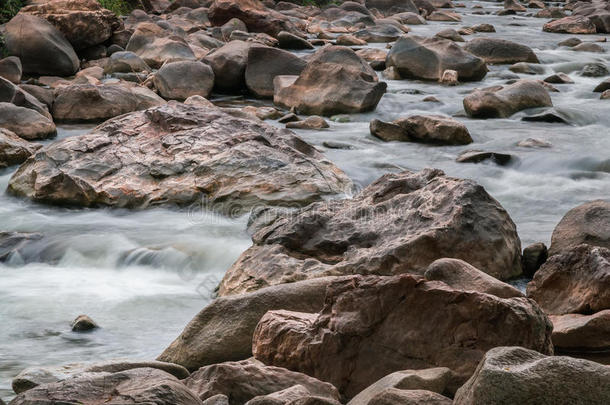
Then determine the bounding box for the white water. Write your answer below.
[1,2,610,401]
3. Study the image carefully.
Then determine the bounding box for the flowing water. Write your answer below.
[1,2,610,401]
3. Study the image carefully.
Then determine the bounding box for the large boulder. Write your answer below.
[252,274,553,398]
[245,47,306,98]
[219,168,523,296]
[550,310,610,362]
[274,46,386,115]
[184,360,340,405]
[386,37,487,81]
[126,22,196,68]
[157,277,335,372]
[8,102,351,211]
[463,80,552,118]
[463,37,539,64]
[543,15,597,34]
[3,14,79,76]
[527,244,610,315]
[154,61,215,100]
[203,40,253,93]
[9,367,203,405]
[0,56,22,84]
[209,0,297,37]
[454,346,610,404]
[51,83,165,122]
[19,0,121,49]
[548,200,610,256]
[0,128,41,169]
[0,103,56,140]
[365,0,419,15]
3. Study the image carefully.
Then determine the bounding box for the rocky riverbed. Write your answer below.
[0,0,609,404]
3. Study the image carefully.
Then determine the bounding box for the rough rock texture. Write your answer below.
[245,46,306,98]
[154,61,215,100]
[463,80,552,118]
[463,37,539,64]
[252,274,553,398]
[274,46,386,116]
[20,0,121,49]
[12,360,190,394]
[0,102,56,140]
[527,244,610,315]
[543,16,597,34]
[395,115,472,145]
[51,83,165,122]
[424,258,523,299]
[10,367,203,405]
[184,360,340,405]
[105,51,151,74]
[549,200,610,256]
[70,314,98,332]
[220,168,522,295]
[347,368,452,405]
[0,128,41,168]
[8,102,351,211]
[3,14,79,76]
[386,37,487,81]
[454,346,610,405]
[209,0,297,37]
[157,277,335,371]
[550,310,610,361]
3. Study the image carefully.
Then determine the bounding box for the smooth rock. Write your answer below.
[464,37,539,64]
[105,51,151,74]
[360,389,451,405]
[154,61,214,100]
[550,310,610,361]
[208,0,297,37]
[394,114,472,145]
[126,22,196,68]
[522,242,548,278]
[0,102,56,140]
[463,80,552,118]
[456,150,513,165]
[543,16,597,34]
[245,46,306,98]
[70,314,98,332]
[0,128,41,168]
[286,116,329,130]
[549,200,610,255]
[204,40,253,93]
[277,31,314,50]
[0,57,22,84]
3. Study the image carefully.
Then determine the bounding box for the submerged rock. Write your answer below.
[70,314,98,332]
[8,102,351,212]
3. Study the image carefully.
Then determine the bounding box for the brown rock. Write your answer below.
[126,22,196,68]
[286,116,329,130]
[440,69,458,85]
[463,37,539,64]
[154,61,215,100]
[209,0,298,37]
[0,57,22,84]
[362,389,451,405]
[0,128,42,168]
[245,46,306,98]
[550,310,610,362]
[204,40,253,93]
[549,200,610,256]
[394,115,472,145]
[0,102,56,140]
[543,16,597,34]
[70,314,98,332]
[522,242,548,278]
[252,274,553,398]
[369,119,408,142]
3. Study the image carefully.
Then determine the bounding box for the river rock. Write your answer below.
[157,277,335,371]
[274,46,386,115]
[0,129,42,169]
[203,40,253,93]
[10,368,202,405]
[70,314,98,332]
[0,103,56,140]
[219,168,522,295]
[154,61,214,100]
[209,0,297,37]
[369,119,407,142]
[424,258,523,299]
[277,31,314,50]
[12,360,191,394]
[594,78,610,92]
[245,46,306,98]
[286,116,329,130]
[386,37,487,81]
[522,242,548,277]
[126,22,196,68]
[252,274,552,398]
[548,200,610,256]
[543,15,597,34]
[463,80,552,118]
[0,77,51,118]
[453,346,610,404]
[581,62,609,77]
[105,51,151,74]
[395,114,473,145]
[51,83,165,122]
[184,360,340,405]
[3,14,79,76]
[527,244,610,315]
[504,0,526,12]
[365,0,418,15]
[456,150,513,165]
[20,0,121,50]
[0,57,22,84]
[550,310,610,362]
[463,37,539,64]
[8,102,351,211]
[360,389,451,405]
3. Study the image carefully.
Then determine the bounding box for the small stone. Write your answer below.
[593,78,610,93]
[382,66,401,80]
[286,116,329,130]
[558,38,582,47]
[440,69,459,85]
[370,119,408,142]
[322,141,353,150]
[71,315,98,332]
[572,43,606,53]
[0,57,23,84]
[330,114,350,123]
[602,90,610,99]
[522,242,548,278]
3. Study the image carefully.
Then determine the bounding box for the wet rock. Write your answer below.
[527,244,610,315]
[10,368,202,405]
[154,61,214,100]
[386,37,487,81]
[0,57,22,84]
[536,7,566,19]
[522,242,548,278]
[382,66,401,80]
[203,40,253,93]
[0,103,56,141]
[464,37,539,64]
[393,114,472,145]
[456,150,513,166]
[51,83,165,122]
[463,80,552,119]
[347,368,452,405]
[544,72,574,84]
[573,42,606,52]
[509,62,545,75]
[504,0,526,12]
[543,16,597,34]
[549,200,610,256]
[184,360,340,405]
[517,138,551,148]
[366,0,418,15]
[105,51,151,74]
[323,141,353,150]
[158,277,334,371]
[370,119,408,142]
[336,34,367,46]
[274,46,386,116]
[278,31,314,50]
[594,78,610,92]
[3,14,79,76]
[286,116,329,130]
[602,89,610,99]
[558,37,582,47]
[278,113,299,123]
[393,11,426,25]
[252,274,552,398]
[550,310,610,362]
[71,314,98,332]
[427,10,461,22]
[8,102,351,211]
[440,69,458,85]
[0,232,44,263]
[245,47,306,98]
[454,346,610,404]
[20,0,121,50]
[581,62,609,77]
[126,22,196,69]
[209,0,297,37]
[353,24,405,43]
[424,258,523,299]
[219,168,523,295]
[0,129,41,169]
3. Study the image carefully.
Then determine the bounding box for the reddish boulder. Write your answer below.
[550,310,610,363]
[209,0,298,37]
